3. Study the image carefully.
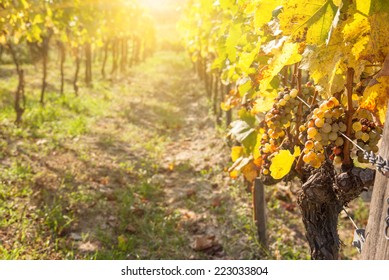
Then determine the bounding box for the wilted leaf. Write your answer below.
[125,224,137,234]
[241,161,258,182]
[191,235,217,251]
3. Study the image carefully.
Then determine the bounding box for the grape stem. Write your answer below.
[310,89,319,107]
[342,67,355,166]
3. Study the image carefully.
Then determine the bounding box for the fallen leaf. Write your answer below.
[186,189,197,198]
[78,241,98,252]
[125,224,137,234]
[212,196,223,208]
[36,139,48,145]
[100,177,109,186]
[191,235,217,251]
[70,232,82,241]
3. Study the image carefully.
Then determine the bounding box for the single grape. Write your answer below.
[361,133,370,142]
[329,97,340,107]
[314,141,323,151]
[333,146,342,155]
[352,122,362,132]
[321,123,332,134]
[305,140,314,150]
[315,118,324,128]
[355,131,363,139]
[317,153,325,162]
[339,122,347,132]
[335,137,344,147]
[331,123,339,133]
[290,89,298,98]
[307,127,318,138]
[307,151,316,162]
[333,156,342,165]
[314,133,322,142]
[329,131,338,141]
[324,110,332,119]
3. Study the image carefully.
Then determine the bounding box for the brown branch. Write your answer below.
[342,68,355,166]
[310,89,319,107]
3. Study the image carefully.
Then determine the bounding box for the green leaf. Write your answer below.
[229,120,256,144]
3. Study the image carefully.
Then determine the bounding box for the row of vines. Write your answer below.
[0,0,155,123]
[180,0,389,259]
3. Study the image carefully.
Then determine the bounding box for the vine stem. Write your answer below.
[342,67,355,166]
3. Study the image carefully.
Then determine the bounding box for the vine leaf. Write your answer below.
[360,54,389,124]
[252,95,276,114]
[279,0,337,45]
[253,0,283,29]
[259,42,302,93]
[270,147,300,180]
[231,146,244,162]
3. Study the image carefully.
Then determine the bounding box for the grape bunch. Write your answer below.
[264,88,299,140]
[299,97,347,168]
[259,131,278,176]
[352,118,383,163]
[260,86,314,176]
[260,88,301,176]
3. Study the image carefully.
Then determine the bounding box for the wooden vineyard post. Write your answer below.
[362,103,389,259]
[253,178,268,249]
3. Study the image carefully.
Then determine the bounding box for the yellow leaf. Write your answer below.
[360,76,389,124]
[259,42,302,92]
[269,150,295,180]
[343,13,370,60]
[231,146,244,162]
[229,170,240,179]
[254,0,282,29]
[293,146,301,157]
[252,96,275,114]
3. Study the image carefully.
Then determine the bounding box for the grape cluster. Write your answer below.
[259,132,277,176]
[353,118,382,163]
[264,88,299,140]
[259,86,316,176]
[260,88,302,176]
[299,97,346,168]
